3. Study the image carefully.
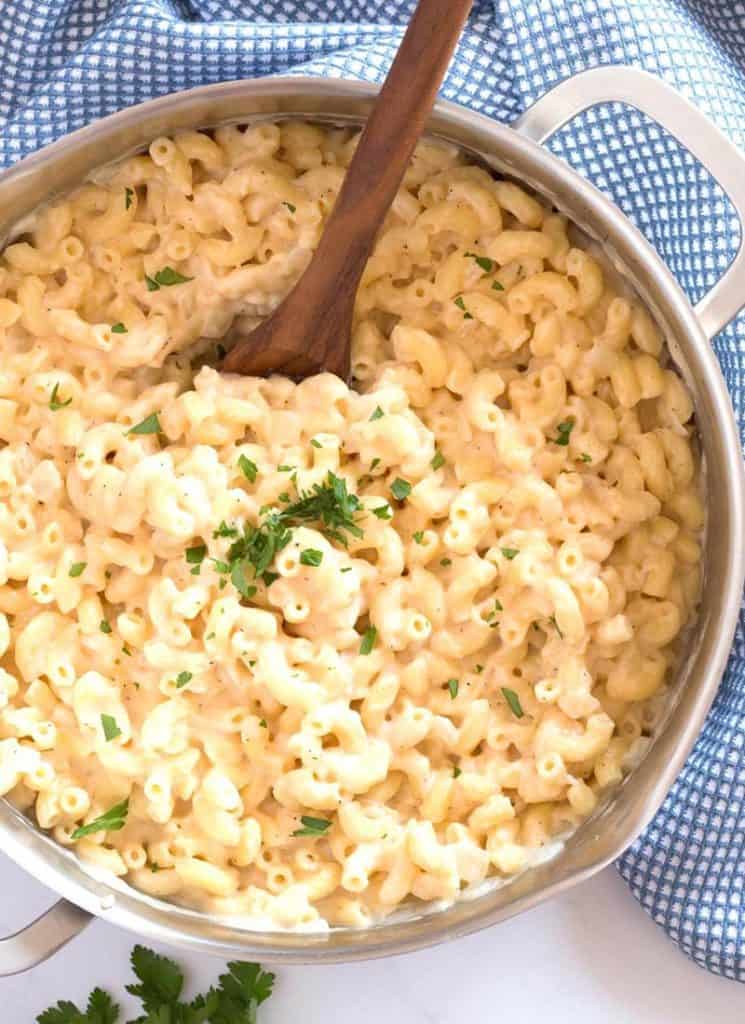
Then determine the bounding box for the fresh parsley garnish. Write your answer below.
[127,412,161,436]
[501,687,524,718]
[454,295,473,319]
[99,620,112,634]
[111,322,127,334]
[213,521,239,539]
[551,419,575,446]
[390,478,411,501]
[310,438,322,448]
[300,548,323,567]
[175,671,192,688]
[145,266,193,291]
[238,454,258,482]
[125,186,134,210]
[431,450,445,470]
[501,547,519,560]
[440,557,452,567]
[549,614,564,639]
[68,562,86,578]
[71,798,129,840]
[49,383,72,411]
[283,201,297,213]
[101,714,121,742]
[413,531,425,544]
[369,406,385,421]
[372,503,392,520]
[185,544,206,565]
[359,626,377,655]
[292,815,332,838]
[464,251,495,273]
[580,452,592,463]
[453,764,462,779]
[491,279,504,291]
[447,678,459,699]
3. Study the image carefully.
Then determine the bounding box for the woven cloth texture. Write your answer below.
[1,0,744,981]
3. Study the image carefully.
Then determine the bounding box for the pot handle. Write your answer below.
[0,899,91,976]
[514,65,745,341]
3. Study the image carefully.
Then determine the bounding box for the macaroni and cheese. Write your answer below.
[0,121,702,929]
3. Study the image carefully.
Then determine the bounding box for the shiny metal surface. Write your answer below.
[0,67,742,971]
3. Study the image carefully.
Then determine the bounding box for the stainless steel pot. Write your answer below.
[0,66,743,973]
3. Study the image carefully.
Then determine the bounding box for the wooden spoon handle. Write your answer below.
[223,0,473,379]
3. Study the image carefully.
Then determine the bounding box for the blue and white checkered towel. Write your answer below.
[1,0,744,982]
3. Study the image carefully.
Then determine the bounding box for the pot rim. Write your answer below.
[0,74,742,965]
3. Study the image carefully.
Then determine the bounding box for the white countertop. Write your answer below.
[1,855,741,1022]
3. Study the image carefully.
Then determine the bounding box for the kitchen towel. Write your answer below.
[1,0,744,983]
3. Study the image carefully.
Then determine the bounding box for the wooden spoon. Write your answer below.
[221,0,474,381]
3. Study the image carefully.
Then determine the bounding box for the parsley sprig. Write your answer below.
[37,944,275,1024]
[213,472,364,599]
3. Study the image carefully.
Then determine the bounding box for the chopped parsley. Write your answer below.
[238,454,258,482]
[475,664,484,674]
[277,464,294,473]
[369,406,385,421]
[259,718,267,728]
[99,620,112,635]
[71,798,129,840]
[145,266,193,291]
[454,295,473,319]
[185,544,206,565]
[359,626,377,655]
[68,562,86,578]
[494,599,504,611]
[300,548,323,567]
[372,503,392,520]
[551,419,575,446]
[491,279,505,292]
[127,412,161,435]
[213,521,239,539]
[292,815,331,838]
[464,251,495,273]
[340,566,352,573]
[501,547,519,560]
[310,438,322,448]
[49,383,72,411]
[413,531,425,544]
[101,714,121,742]
[549,614,564,639]
[447,678,459,699]
[175,671,192,688]
[453,764,462,779]
[390,478,412,501]
[111,322,127,334]
[283,201,297,213]
[580,452,592,463]
[440,557,452,567]
[431,449,445,470]
[501,687,524,718]
[125,186,134,209]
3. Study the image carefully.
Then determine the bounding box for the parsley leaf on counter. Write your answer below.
[37,945,275,1024]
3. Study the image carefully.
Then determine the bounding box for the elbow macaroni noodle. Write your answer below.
[0,121,702,929]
